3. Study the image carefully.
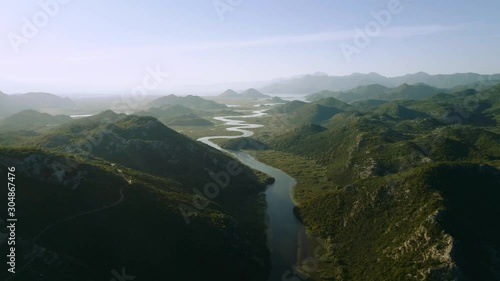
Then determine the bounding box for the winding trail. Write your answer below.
[198,110,304,281]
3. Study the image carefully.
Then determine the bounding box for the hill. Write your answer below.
[266,100,307,114]
[254,83,500,280]
[0,110,72,130]
[0,92,75,117]
[150,94,227,110]
[312,97,351,110]
[240,88,271,99]
[218,89,240,98]
[0,147,270,281]
[161,114,214,126]
[135,104,194,118]
[306,83,442,103]
[267,98,348,125]
[261,72,500,94]
[0,112,271,280]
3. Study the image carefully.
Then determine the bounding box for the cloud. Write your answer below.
[175,24,464,51]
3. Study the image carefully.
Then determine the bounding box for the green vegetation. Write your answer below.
[218,88,271,99]
[160,113,214,126]
[0,92,75,118]
[306,83,443,103]
[150,94,227,110]
[0,110,72,130]
[253,83,500,280]
[0,111,271,281]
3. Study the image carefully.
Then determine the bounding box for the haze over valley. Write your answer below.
[1,1,500,281]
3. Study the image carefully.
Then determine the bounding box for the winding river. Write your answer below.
[198,110,305,281]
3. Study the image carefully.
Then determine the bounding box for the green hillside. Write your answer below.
[306,83,443,103]
[135,104,193,117]
[0,110,72,130]
[253,83,500,280]
[150,94,227,110]
[0,111,271,281]
[161,113,214,126]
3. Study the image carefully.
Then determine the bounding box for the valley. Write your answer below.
[1,80,499,281]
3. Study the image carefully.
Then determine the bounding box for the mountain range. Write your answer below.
[218,88,271,99]
[0,111,271,281]
[255,83,500,280]
[0,92,75,118]
[150,94,227,110]
[259,72,500,95]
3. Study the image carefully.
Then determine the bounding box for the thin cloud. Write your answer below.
[2,24,464,64]
[177,24,464,51]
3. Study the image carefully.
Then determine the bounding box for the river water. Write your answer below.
[198,110,305,281]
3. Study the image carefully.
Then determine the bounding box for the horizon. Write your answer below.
[2,70,500,96]
[1,0,500,94]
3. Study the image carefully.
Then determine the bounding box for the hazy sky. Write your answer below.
[1,0,500,94]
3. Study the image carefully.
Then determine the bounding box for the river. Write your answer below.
[198,110,305,281]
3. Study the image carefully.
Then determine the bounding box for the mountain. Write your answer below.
[268,96,286,103]
[305,90,342,101]
[150,94,227,110]
[261,72,500,94]
[218,89,240,98]
[267,98,347,125]
[254,83,500,280]
[0,110,72,130]
[384,83,441,100]
[0,111,270,281]
[312,97,351,110]
[135,104,194,118]
[217,88,271,99]
[266,100,307,114]
[240,88,271,99]
[161,113,214,126]
[307,83,442,103]
[0,92,75,117]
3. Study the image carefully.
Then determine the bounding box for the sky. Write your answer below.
[1,0,500,94]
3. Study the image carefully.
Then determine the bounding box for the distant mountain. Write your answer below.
[150,94,227,110]
[385,83,441,100]
[0,110,72,130]
[312,97,351,110]
[261,72,500,94]
[267,100,307,114]
[218,89,240,98]
[217,88,271,99]
[268,97,347,125]
[268,96,286,103]
[240,88,271,99]
[0,92,75,117]
[307,83,442,103]
[135,104,194,118]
